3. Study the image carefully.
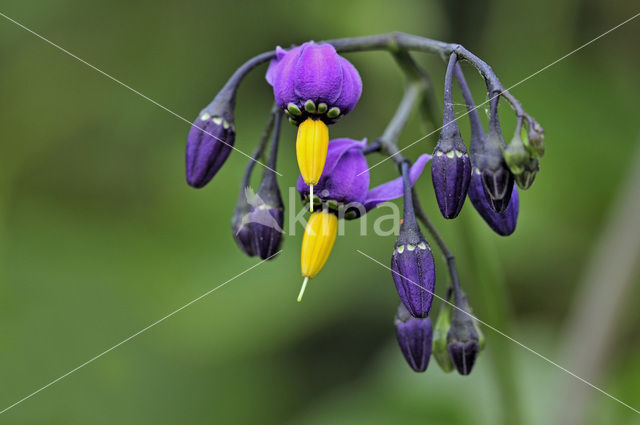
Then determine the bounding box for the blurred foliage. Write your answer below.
[0,0,639,424]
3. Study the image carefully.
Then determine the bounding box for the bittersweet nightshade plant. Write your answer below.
[186,32,544,377]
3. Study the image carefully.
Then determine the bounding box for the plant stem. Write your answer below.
[209,33,542,134]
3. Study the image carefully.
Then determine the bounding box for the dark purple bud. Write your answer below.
[447,290,480,376]
[186,88,236,188]
[468,168,519,236]
[231,185,256,257]
[395,303,433,372]
[432,53,471,219]
[476,96,513,213]
[248,112,284,260]
[391,162,435,318]
[448,340,479,376]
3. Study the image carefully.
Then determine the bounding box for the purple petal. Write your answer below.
[333,57,362,114]
[364,154,432,211]
[271,45,303,109]
[265,46,289,86]
[297,138,367,197]
[294,42,343,105]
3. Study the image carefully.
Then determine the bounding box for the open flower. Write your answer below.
[295,138,430,301]
[267,42,362,203]
[296,138,430,218]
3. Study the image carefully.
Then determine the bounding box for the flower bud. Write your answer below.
[248,179,284,260]
[248,114,284,260]
[503,131,530,176]
[477,97,513,213]
[447,290,480,375]
[391,162,435,318]
[524,122,545,158]
[431,53,471,219]
[432,292,454,373]
[504,127,539,190]
[514,157,539,190]
[432,144,471,219]
[186,91,236,188]
[231,186,256,257]
[468,168,519,236]
[394,304,433,373]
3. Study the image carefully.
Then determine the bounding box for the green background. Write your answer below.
[0,0,639,424]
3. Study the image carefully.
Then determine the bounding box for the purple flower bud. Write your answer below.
[395,304,433,373]
[431,53,471,219]
[468,168,519,236]
[391,162,435,318]
[248,114,284,260]
[476,97,514,213]
[447,340,479,376]
[432,144,472,219]
[231,185,256,257]
[266,42,362,124]
[248,197,284,260]
[186,91,236,188]
[447,290,480,376]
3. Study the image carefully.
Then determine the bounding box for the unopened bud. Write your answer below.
[394,304,433,373]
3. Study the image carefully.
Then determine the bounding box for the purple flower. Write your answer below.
[468,168,519,236]
[186,100,236,189]
[395,304,433,373]
[266,42,362,124]
[296,138,431,218]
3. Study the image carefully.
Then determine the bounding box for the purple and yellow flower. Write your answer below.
[295,138,430,301]
[267,42,362,205]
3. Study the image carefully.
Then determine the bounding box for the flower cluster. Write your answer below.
[185,34,544,377]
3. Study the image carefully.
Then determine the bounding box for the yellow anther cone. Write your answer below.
[296,117,329,190]
[298,211,338,301]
